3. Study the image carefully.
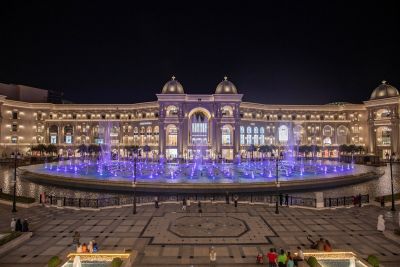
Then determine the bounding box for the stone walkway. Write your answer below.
[0,202,400,266]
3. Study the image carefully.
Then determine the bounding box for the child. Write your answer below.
[256,253,264,264]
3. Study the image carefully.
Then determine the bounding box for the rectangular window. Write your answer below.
[12,111,18,120]
[240,134,245,145]
[50,135,57,144]
[65,135,72,144]
[11,136,17,143]
[95,138,104,144]
[37,112,42,120]
[12,124,18,132]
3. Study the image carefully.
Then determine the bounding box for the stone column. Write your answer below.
[368,123,375,154]
[159,123,165,157]
[234,123,240,155]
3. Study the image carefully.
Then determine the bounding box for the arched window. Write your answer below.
[246,126,252,145]
[337,125,349,145]
[221,125,232,145]
[375,109,391,120]
[278,125,289,143]
[323,125,334,137]
[293,125,304,144]
[190,111,208,145]
[140,127,146,145]
[376,126,391,146]
[166,105,178,117]
[323,137,332,145]
[64,125,73,144]
[221,106,233,117]
[146,126,152,140]
[133,127,139,145]
[49,125,58,144]
[240,126,245,145]
[153,126,159,144]
[166,125,178,146]
[259,127,265,145]
[253,127,259,145]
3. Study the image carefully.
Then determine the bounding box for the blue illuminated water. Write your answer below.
[31,158,360,184]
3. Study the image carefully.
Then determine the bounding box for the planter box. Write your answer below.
[0,232,32,257]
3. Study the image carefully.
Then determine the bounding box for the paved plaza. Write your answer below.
[0,202,400,266]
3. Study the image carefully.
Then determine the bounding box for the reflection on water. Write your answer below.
[0,164,398,200]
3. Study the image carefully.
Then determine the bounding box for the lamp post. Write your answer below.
[11,150,21,213]
[132,152,137,214]
[385,152,396,211]
[275,146,282,214]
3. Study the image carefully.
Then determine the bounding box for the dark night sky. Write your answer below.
[1,1,399,104]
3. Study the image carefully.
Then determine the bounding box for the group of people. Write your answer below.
[72,231,98,253]
[257,247,304,267]
[10,218,29,232]
[306,236,332,251]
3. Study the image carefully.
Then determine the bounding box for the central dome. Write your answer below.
[162,76,184,94]
[215,76,238,94]
[370,80,399,100]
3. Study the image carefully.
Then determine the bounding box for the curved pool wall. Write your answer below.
[20,159,382,193]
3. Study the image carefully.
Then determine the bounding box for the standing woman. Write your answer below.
[198,201,202,217]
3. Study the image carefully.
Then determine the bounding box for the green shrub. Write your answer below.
[0,232,22,246]
[307,256,318,267]
[367,255,379,267]
[48,256,61,267]
[394,228,400,236]
[111,257,123,267]
[0,192,36,204]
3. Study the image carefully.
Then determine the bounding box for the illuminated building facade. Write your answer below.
[0,78,399,159]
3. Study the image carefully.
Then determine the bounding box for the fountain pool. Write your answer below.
[20,158,381,193]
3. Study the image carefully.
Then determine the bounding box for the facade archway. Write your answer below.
[337,125,349,145]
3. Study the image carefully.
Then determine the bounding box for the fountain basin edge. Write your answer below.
[19,165,383,194]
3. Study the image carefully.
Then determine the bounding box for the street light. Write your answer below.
[385,152,396,211]
[132,150,141,214]
[11,151,21,213]
[275,146,282,214]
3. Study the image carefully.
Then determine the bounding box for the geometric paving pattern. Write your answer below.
[0,202,400,267]
[143,212,274,244]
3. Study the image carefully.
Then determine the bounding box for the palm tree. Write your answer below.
[46,144,58,156]
[258,145,269,160]
[247,144,256,160]
[142,145,151,161]
[77,144,88,158]
[127,145,140,158]
[36,144,47,157]
[310,145,321,159]
[356,145,365,154]
[88,144,101,158]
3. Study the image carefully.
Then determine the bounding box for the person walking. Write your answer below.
[225,192,230,204]
[182,198,187,211]
[154,196,159,208]
[266,248,277,267]
[72,231,80,245]
[15,219,22,232]
[277,249,287,267]
[293,246,304,266]
[10,218,16,232]
[198,201,202,217]
[234,195,239,208]
[377,214,385,232]
[22,219,29,232]
[209,246,217,266]
[187,198,191,212]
